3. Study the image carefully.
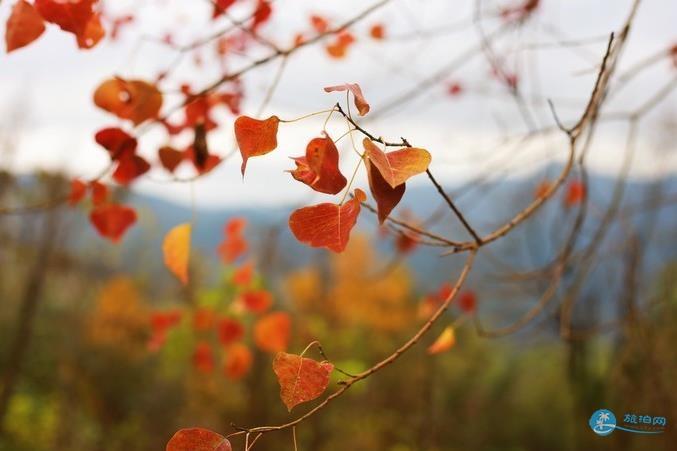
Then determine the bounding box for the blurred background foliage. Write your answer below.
[0,173,675,451]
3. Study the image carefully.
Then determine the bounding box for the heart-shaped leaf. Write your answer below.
[234,115,279,175]
[89,204,137,243]
[5,0,45,53]
[363,139,431,188]
[167,428,231,451]
[273,351,334,411]
[288,189,365,253]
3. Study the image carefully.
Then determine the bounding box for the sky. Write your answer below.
[0,0,675,207]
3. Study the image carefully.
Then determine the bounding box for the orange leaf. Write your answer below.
[310,15,329,33]
[369,23,385,40]
[240,289,273,314]
[272,351,334,411]
[366,158,405,223]
[217,317,244,346]
[218,218,248,264]
[232,261,254,287]
[428,326,455,355]
[323,83,370,116]
[5,0,45,53]
[288,189,365,253]
[224,343,253,380]
[93,78,163,125]
[363,138,431,188]
[76,12,104,49]
[193,308,216,331]
[163,223,191,285]
[234,115,279,175]
[89,204,137,243]
[254,312,291,353]
[167,428,231,451]
[289,136,347,195]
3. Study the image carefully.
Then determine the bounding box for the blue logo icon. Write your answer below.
[590,409,616,436]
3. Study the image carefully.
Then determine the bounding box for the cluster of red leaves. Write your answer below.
[218,217,248,263]
[152,218,292,380]
[5,0,104,53]
[233,84,432,253]
[69,177,137,243]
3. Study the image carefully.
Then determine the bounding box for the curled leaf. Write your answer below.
[366,157,405,223]
[288,189,366,253]
[273,351,334,411]
[323,83,370,116]
[428,326,455,355]
[234,115,279,175]
[163,223,191,285]
[289,136,347,195]
[363,139,431,188]
[94,78,163,125]
[167,428,232,451]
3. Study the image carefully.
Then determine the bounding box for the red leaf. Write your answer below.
[363,138,431,188]
[366,158,405,223]
[218,218,248,263]
[89,181,108,205]
[158,146,184,173]
[564,180,585,207]
[68,179,87,206]
[95,127,137,160]
[34,0,96,39]
[193,308,216,331]
[288,189,365,253]
[289,136,347,195]
[310,15,329,33]
[224,343,252,380]
[240,289,272,314]
[193,341,214,373]
[458,291,477,313]
[217,318,244,346]
[395,232,418,254]
[272,351,334,411]
[231,261,254,287]
[251,0,272,30]
[254,312,291,353]
[212,0,236,19]
[167,428,231,451]
[113,154,150,185]
[234,115,279,175]
[447,82,463,96]
[5,0,46,53]
[89,204,137,242]
[323,83,370,116]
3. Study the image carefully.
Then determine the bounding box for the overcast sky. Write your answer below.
[1,0,675,207]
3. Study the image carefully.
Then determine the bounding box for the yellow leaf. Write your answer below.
[163,223,191,284]
[428,326,455,355]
